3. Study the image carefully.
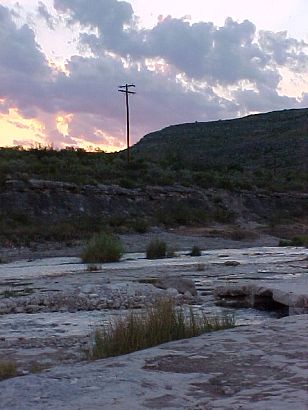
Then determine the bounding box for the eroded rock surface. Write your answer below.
[1,314,307,410]
[153,276,197,296]
[1,179,307,224]
[214,278,308,313]
[0,244,307,405]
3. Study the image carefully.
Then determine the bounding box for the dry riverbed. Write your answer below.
[0,229,307,409]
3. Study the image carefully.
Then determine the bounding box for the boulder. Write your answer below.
[154,276,197,296]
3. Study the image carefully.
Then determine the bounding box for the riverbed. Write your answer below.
[0,244,307,375]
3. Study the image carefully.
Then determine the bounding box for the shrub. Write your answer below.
[0,361,17,380]
[89,298,235,359]
[156,204,208,227]
[290,235,308,247]
[279,239,291,247]
[81,233,123,263]
[108,214,126,228]
[279,235,308,247]
[213,208,234,223]
[190,246,201,256]
[146,239,167,259]
[119,177,137,189]
[131,218,149,234]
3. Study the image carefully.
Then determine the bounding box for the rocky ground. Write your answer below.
[0,225,279,263]
[1,314,307,410]
[0,229,307,409]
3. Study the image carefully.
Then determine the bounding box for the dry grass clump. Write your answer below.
[89,298,234,359]
[190,246,202,256]
[0,361,17,381]
[146,239,167,259]
[81,233,123,263]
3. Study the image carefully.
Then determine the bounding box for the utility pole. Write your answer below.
[118,83,136,163]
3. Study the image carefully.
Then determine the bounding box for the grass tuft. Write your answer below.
[146,239,167,259]
[190,246,202,256]
[81,233,123,263]
[0,361,17,381]
[88,298,234,359]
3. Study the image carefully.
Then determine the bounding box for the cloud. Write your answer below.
[232,87,297,115]
[0,4,54,118]
[0,6,49,75]
[0,1,307,149]
[55,1,306,91]
[37,1,56,30]
[259,30,308,72]
[54,0,134,50]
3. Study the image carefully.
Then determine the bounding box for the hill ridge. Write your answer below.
[138,107,308,139]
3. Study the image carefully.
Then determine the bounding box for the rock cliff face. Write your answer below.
[0,178,307,223]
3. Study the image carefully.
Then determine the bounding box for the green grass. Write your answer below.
[81,233,124,263]
[88,298,235,359]
[0,361,17,381]
[146,239,167,259]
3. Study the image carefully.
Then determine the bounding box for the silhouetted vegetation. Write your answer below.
[0,109,307,245]
[132,108,308,193]
[1,107,307,195]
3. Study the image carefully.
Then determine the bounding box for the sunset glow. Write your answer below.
[0,0,307,150]
[56,114,74,137]
[0,109,45,148]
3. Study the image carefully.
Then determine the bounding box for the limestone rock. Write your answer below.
[154,276,197,296]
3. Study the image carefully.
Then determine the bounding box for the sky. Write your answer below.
[0,0,307,151]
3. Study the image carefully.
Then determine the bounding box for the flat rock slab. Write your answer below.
[1,315,308,410]
[1,246,307,281]
[214,277,308,311]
